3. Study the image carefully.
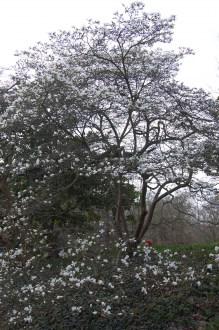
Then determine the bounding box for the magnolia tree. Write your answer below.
[2,2,217,246]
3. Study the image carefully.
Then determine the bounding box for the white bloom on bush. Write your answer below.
[215,254,219,263]
[34,284,46,295]
[135,273,141,280]
[215,246,219,253]
[141,287,147,295]
[152,268,159,276]
[9,317,17,323]
[207,264,213,271]
[102,305,111,315]
[168,261,178,270]
[24,305,32,313]
[25,256,35,267]
[186,267,195,280]
[10,248,23,259]
[108,282,114,289]
[58,250,66,257]
[21,284,34,293]
[24,316,32,323]
[71,306,82,313]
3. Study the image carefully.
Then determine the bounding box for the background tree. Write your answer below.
[145,192,219,244]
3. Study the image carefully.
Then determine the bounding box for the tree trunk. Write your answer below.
[137,201,156,242]
[127,202,156,257]
[115,175,123,237]
[135,176,147,242]
[121,206,129,238]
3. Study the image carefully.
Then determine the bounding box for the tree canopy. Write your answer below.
[1,1,217,244]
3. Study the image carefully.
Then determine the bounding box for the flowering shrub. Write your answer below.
[0,222,219,329]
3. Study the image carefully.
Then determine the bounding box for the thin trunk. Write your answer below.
[115,176,123,237]
[135,177,147,241]
[121,206,129,238]
[127,177,149,257]
[137,201,156,242]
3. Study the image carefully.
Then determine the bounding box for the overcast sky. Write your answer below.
[0,0,219,96]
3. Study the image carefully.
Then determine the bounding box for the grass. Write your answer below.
[155,241,219,253]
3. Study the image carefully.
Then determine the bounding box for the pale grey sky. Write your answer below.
[0,0,219,95]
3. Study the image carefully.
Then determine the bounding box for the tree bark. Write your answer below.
[121,206,129,238]
[115,175,123,237]
[135,176,148,242]
[137,201,156,242]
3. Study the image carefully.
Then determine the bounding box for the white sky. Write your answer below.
[0,0,219,96]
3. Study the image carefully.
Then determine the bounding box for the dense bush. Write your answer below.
[0,223,218,329]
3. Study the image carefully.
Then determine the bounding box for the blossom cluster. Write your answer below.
[0,222,218,328]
